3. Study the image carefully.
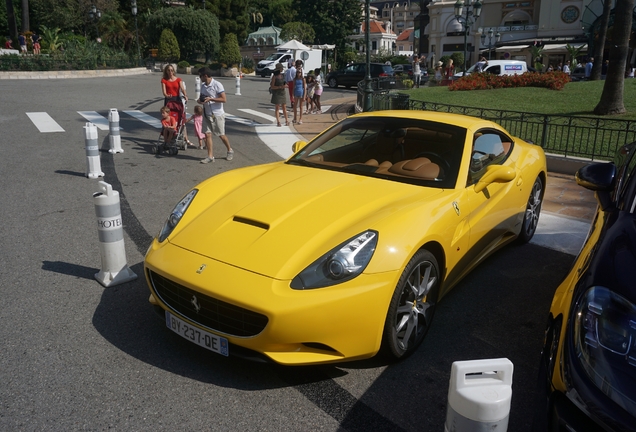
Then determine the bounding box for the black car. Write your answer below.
[570,67,586,81]
[535,142,636,431]
[326,63,395,89]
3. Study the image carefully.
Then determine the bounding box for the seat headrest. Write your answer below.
[388,157,439,179]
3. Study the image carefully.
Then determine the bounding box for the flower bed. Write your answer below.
[449,71,571,91]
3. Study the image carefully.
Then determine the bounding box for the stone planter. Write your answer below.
[221,67,239,77]
[177,66,191,75]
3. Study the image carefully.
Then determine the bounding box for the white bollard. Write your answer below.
[84,122,104,179]
[444,358,513,432]
[195,76,201,101]
[93,181,137,287]
[108,108,123,154]
[235,74,241,96]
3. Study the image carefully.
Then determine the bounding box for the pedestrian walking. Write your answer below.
[185,105,206,149]
[585,57,593,79]
[270,63,289,127]
[312,68,323,114]
[18,33,27,54]
[32,33,41,55]
[305,72,316,114]
[412,54,422,88]
[563,60,571,75]
[292,69,306,124]
[198,67,234,163]
[161,64,193,147]
[284,61,297,108]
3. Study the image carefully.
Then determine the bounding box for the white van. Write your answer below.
[454,60,528,78]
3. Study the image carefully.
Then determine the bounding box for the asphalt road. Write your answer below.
[0,73,575,431]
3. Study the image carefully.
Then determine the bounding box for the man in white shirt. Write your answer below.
[284,62,297,107]
[197,67,234,164]
[563,60,571,75]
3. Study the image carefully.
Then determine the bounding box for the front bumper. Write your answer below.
[144,240,399,365]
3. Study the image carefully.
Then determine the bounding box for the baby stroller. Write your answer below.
[153,97,188,155]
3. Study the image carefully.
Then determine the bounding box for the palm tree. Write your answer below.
[593,0,634,115]
[529,44,544,71]
[591,0,612,80]
[99,10,134,51]
[21,0,29,32]
[565,44,584,67]
[5,0,19,44]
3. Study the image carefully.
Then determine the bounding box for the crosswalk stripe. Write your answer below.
[77,111,110,131]
[122,110,162,129]
[26,112,65,132]
[237,108,276,123]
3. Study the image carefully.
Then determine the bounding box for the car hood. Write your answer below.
[170,164,444,280]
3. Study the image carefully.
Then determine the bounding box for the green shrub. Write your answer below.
[218,33,241,67]
[178,60,190,68]
[158,29,180,62]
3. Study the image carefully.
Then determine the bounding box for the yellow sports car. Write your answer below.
[144,111,547,365]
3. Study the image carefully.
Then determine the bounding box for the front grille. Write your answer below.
[148,270,268,337]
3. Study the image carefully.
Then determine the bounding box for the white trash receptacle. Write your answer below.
[445,358,513,432]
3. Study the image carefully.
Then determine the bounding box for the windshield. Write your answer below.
[265,53,283,61]
[288,116,466,188]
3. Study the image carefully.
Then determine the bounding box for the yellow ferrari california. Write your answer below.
[144,111,547,365]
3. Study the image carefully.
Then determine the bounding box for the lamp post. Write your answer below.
[454,0,482,75]
[88,5,102,40]
[481,28,500,60]
[363,0,373,112]
[131,0,141,66]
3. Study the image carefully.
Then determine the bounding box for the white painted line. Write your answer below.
[235,109,305,159]
[123,110,162,129]
[225,113,259,127]
[530,213,592,255]
[26,112,65,133]
[78,111,110,131]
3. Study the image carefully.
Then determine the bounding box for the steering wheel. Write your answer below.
[414,152,451,175]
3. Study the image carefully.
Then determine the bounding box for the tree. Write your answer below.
[450,52,464,71]
[39,25,62,51]
[5,0,19,43]
[147,7,220,61]
[99,10,133,50]
[158,28,180,62]
[208,0,250,42]
[591,0,612,80]
[529,44,544,71]
[565,43,584,67]
[293,0,361,47]
[593,0,634,115]
[218,33,241,66]
[21,0,29,31]
[280,22,315,43]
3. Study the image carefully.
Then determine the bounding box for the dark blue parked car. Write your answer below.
[535,142,636,431]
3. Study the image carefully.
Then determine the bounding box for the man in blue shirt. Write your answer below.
[585,57,594,79]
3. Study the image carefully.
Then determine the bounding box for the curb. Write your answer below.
[0,67,152,80]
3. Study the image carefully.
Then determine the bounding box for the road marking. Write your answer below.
[26,112,65,132]
[123,110,162,129]
[78,111,110,131]
[236,109,304,159]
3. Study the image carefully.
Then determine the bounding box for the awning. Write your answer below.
[495,45,529,52]
[542,44,568,52]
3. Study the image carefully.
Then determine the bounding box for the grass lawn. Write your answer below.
[408,79,636,120]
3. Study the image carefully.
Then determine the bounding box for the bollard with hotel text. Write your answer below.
[195,76,201,101]
[93,181,137,287]
[84,122,104,179]
[108,108,124,154]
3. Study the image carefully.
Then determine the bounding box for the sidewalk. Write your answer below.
[292,95,597,222]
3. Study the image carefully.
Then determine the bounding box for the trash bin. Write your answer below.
[391,93,410,110]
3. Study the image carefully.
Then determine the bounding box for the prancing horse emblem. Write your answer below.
[452,201,460,216]
[191,295,201,313]
[196,264,206,274]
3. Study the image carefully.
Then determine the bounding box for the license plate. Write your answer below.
[165,311,229,356]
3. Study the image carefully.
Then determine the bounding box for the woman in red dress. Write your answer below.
[161,64,193,147]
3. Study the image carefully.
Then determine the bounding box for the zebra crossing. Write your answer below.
[25,106,329,159]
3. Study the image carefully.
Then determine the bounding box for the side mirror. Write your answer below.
[474,165,516,193]
[575,162,616,211]
[292,140,308,153]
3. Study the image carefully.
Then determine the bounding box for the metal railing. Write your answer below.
[357,79,636,161]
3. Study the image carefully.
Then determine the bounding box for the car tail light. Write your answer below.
[379,73,388,77]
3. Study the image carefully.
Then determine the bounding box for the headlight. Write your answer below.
[573,286,636,414]
[290,230,378,289]
[158,189,197,242]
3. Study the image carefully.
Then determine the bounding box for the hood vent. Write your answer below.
[233,216,269,231]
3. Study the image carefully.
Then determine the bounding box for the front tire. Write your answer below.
[517,176,543,243]
[328,77,338,88]
[382,249,440,360]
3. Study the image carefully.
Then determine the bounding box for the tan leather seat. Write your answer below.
[388,157,439,180]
